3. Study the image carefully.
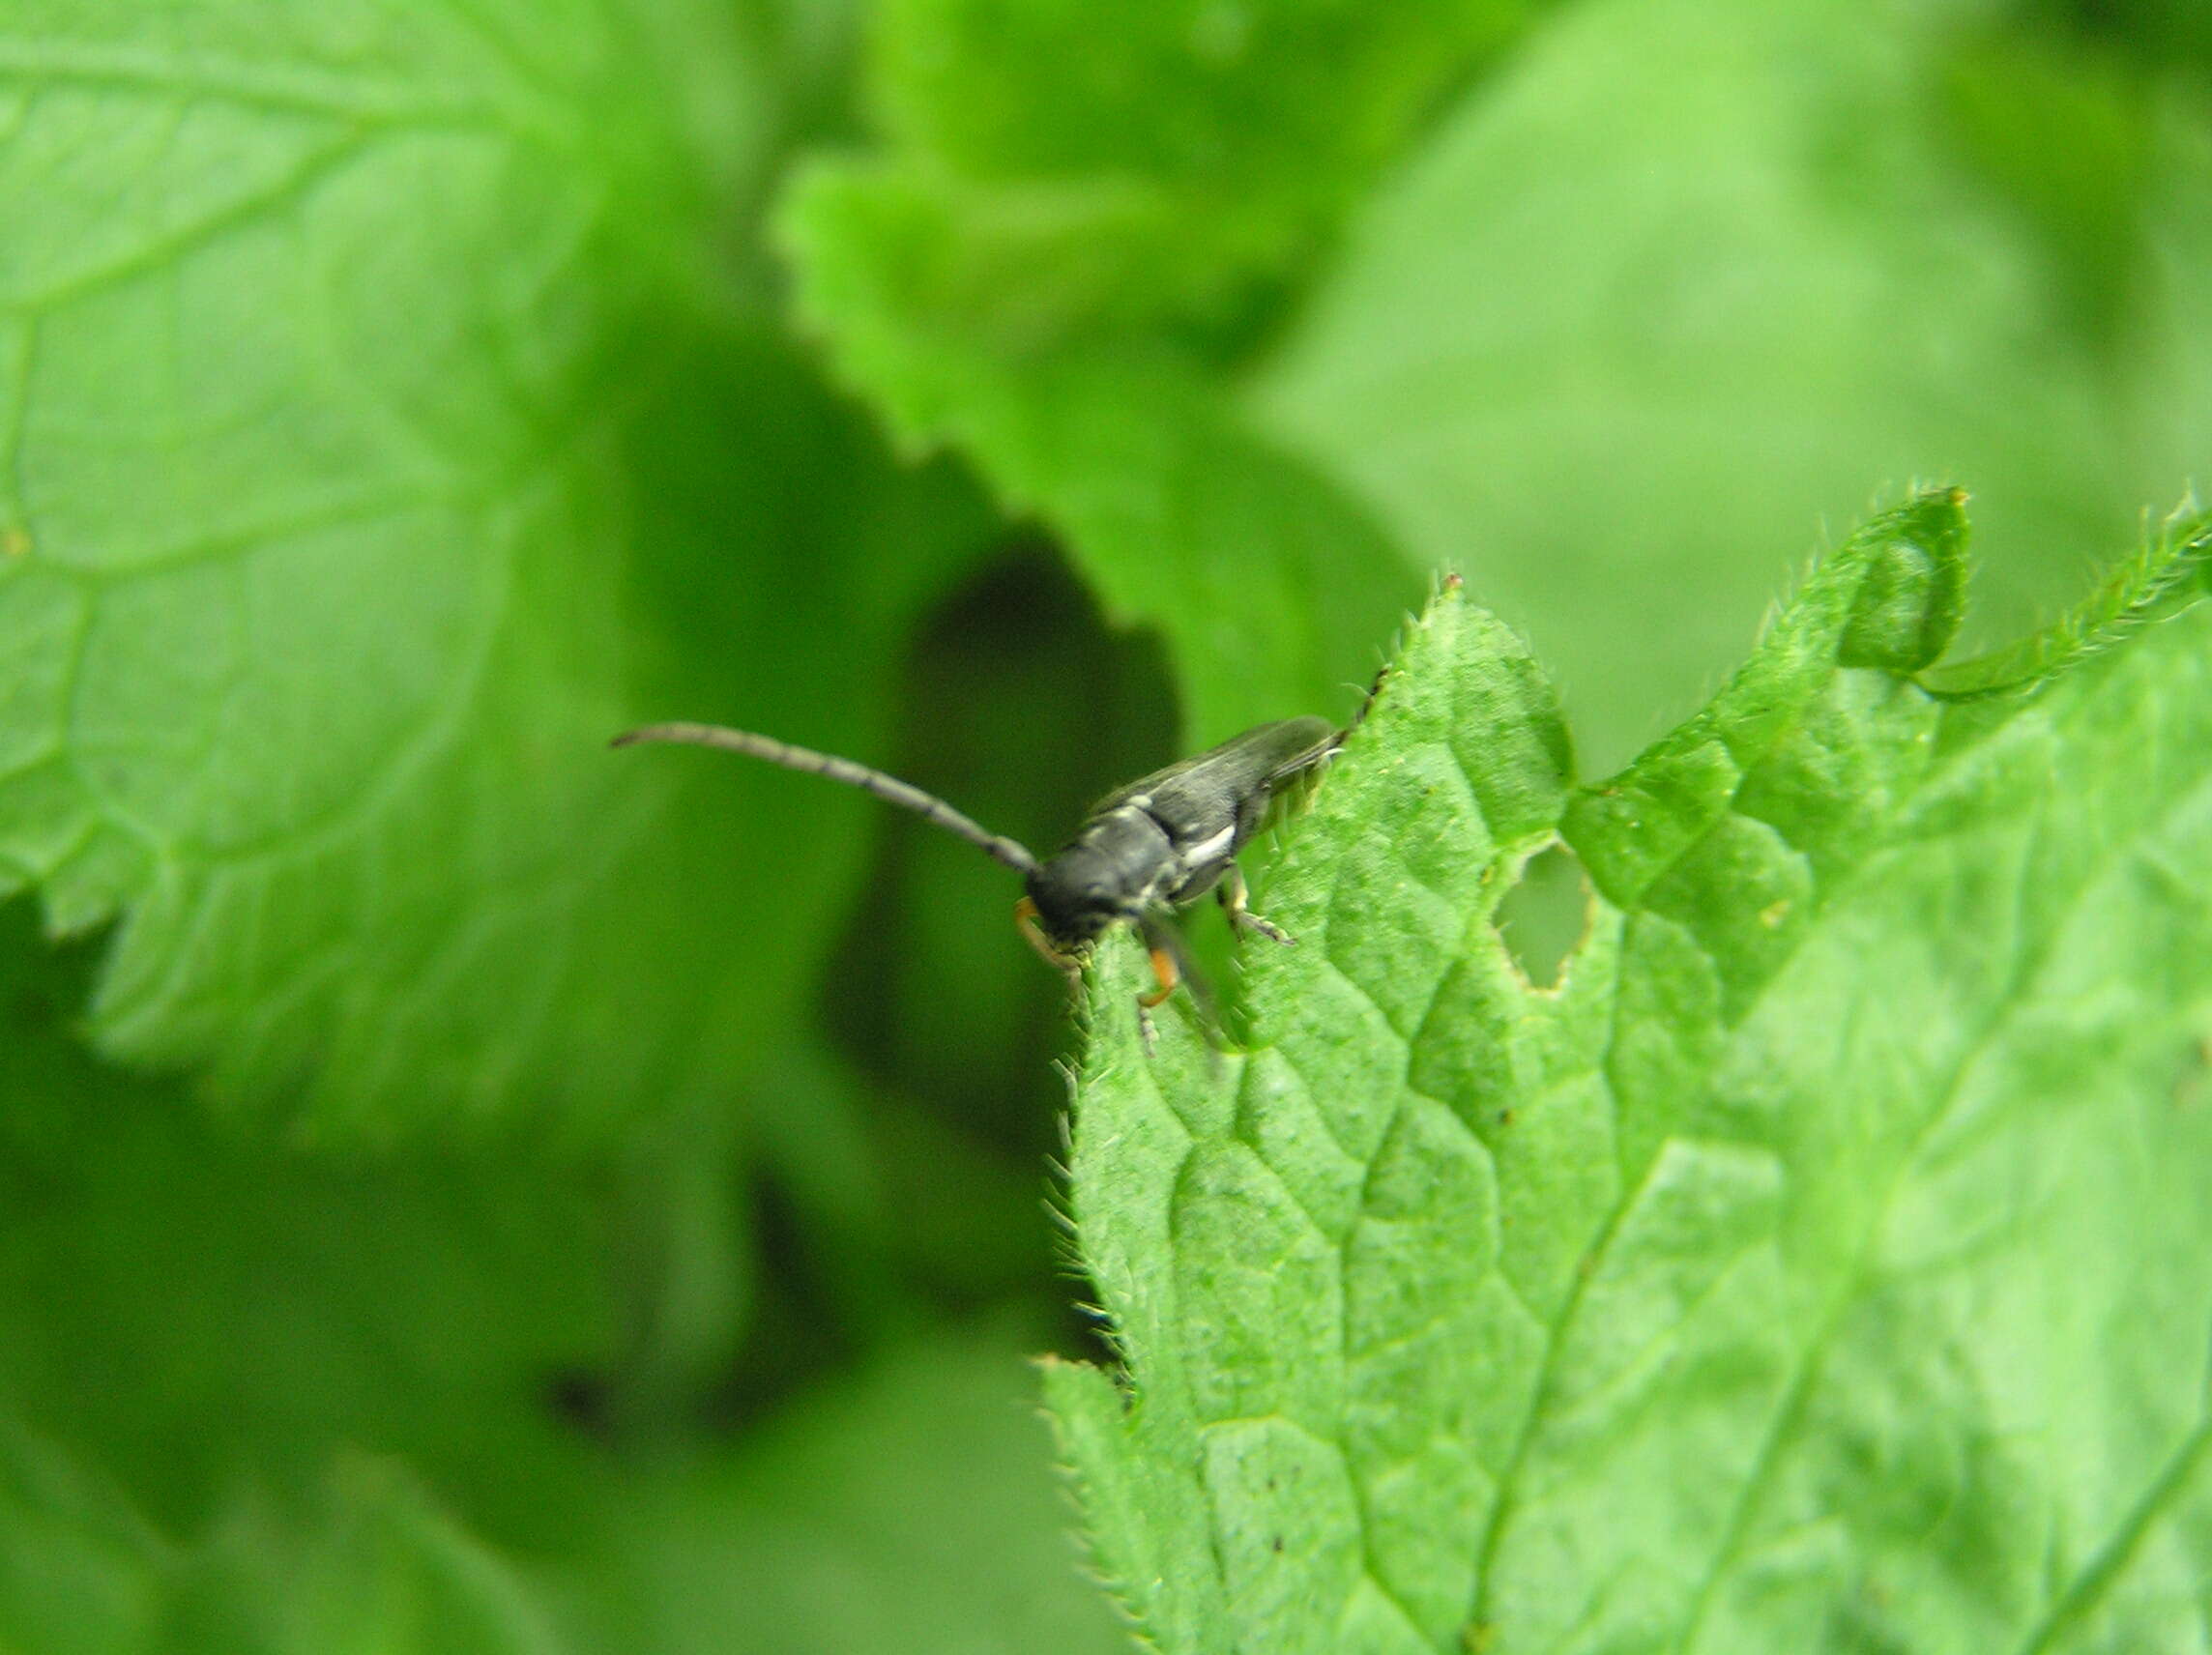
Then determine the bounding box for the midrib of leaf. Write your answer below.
[1461,1010,1620,1625]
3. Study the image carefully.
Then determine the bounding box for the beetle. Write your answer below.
[610,713,1349,1039]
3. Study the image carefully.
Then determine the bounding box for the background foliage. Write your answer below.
[0,0,2206,1649]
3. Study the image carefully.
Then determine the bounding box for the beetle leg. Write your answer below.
[1216,862,1295,946]
[1132,939,1172,1055]
[1140,942,1180,1006]
[1134,914,1208,1056]
[1015,897,1084,990]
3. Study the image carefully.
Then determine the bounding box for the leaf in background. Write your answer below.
[1250,0,2212,770]
[0,1331,1130,1655]
[209,1457,576,1655]
[0,912,1121,1652]
[0,1428,574,1655]
[0,1422,170,1655]
[562,1327,1129,1655]
[778,0,1525,741]
[859,0,1525,338]
[0,899,615,1548]
[1049,492,2212,1651]
[0,0,994,1136]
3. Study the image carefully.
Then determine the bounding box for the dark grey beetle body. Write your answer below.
[1021,715,1336,946]
[612,711,1348,1031]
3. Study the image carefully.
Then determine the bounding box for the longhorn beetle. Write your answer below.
[611,711,1357,1044]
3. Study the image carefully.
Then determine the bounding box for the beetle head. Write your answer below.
[1021,850,1126,952]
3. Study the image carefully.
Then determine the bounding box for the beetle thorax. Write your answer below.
[1023,807,1178,946]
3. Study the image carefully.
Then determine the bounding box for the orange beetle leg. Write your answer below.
[1015,896,1082,983]
[1139,945,1179,1007]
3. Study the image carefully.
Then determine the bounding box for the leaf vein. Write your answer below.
[1673,757,2210,1650]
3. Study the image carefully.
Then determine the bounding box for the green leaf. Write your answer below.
[0,1331,1131,1655]
[773,207,1408,751]
[1052,491,2212,1652]
[1249,0,2212,770]
[0,912,1122,1653]
[1919,499,2212,702]
[0,0,993,1134]
[0,900,616,1546]
[0,1429,574,1655]
[859,0,1525,342]
[564,1329,1131,1655]
[0,1423,170,1655]
[777,0,1524,742]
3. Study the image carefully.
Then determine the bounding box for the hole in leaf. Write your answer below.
[1495,842,1589,989]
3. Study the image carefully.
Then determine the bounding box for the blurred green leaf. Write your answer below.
[0,900,615,1547]
[778,0,1527,742]
[0,913,1121,1651]
[0,1429,573,1655]
[2022,0,2212,79]
[1052,494,2212,1651]
[564,1328,1129,1655]
[862,0,1525,341]
[0,1330,1129,1655]
[1250,0,2212,770]
[216,1458,574,1655]
[0,1423,169,1655]
[0,0,993,1137]
[1942,28,2158,349]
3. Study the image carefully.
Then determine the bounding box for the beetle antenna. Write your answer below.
[612,722,1040,875]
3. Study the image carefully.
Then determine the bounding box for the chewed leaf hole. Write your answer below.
[1495,841,1589,990]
